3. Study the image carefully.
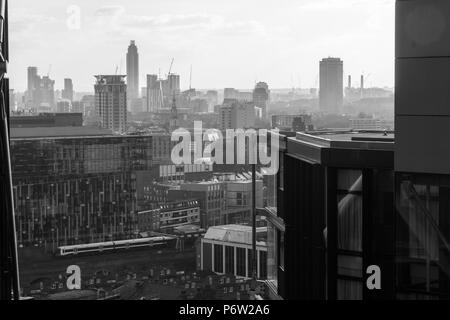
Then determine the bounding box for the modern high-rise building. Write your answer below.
[253,82,270,119]
[264,130,395,300]
[126,40,139,102]
[27,66,38,93]
[26,67,55,111]
[94,75,127,133]
[167,74,180,96]
[319,57,343,113]
[261,1,450,301]
[395,0,450,299]
[62,78,74,102]
[146,74,161,112]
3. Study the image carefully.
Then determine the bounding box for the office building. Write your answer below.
[146,74,161,112]
[253,82,270,119]
[169,181,227,229]
[167,73,180,97]
[158,200,200,231]
[10,128,172,251]
[264,130,395,300]
[56,99,71,113]
[26,67,56,111]
[62,78,74,102]
[94,75,127,133]
[395,0,450,299]
[126,40,139,101]
[271,114,313,132]
[319,57,343,113]
[137,200,200,233]
[219,100,255,130]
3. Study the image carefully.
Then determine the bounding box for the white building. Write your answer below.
[200,224,268,279]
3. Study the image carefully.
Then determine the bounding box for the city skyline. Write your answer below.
[9,0,394,92]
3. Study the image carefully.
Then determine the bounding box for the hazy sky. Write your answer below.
[8,0,395,92]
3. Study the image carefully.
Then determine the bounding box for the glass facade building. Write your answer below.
[267,131,395,300]
[10,133,172,251]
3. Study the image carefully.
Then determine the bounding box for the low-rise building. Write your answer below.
[200,224,268,280]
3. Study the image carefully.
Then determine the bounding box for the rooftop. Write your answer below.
[293,130,395,151]
[10,126,170,140]
[11,126,113,139]
[204,224,267,246]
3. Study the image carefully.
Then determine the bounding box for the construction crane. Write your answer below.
[168,58,174,76]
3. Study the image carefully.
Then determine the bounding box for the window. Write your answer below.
[259,250,267,279]
[396,175,450,298]
[336,169,363,300]
[214,244,223,273]
[225,246,234,275]
[337,170,363,252]
[236,248,246,277]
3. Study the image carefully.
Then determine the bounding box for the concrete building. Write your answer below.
[271,114,313,132]
[137,200,200,233]
[169,181,227,229]
[200,225,268,279]
[159,200,200,231]
[94,75,127,133]
[253,82,270,119]
[56,99,71,113]
[26,67,56,111]
[319,57,343,113]
[219,100,255,130]
[146,74,160,112]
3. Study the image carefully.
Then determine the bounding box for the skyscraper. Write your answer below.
[167,73,180,97]
[26,66,55,111]
[253,82,270,119]
[94,75,127,133]
[62,78,74,102]
[27,66,37,93]
[126,40,139,102]
[319,57,343,113]
[146,74,161,112]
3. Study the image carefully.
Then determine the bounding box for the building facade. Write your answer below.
[395,0,450,299]
[266,130,395,300]
[219,100,255,130]
[253,82,270,120]
[10,131,172,251]
[62,78,74,102]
